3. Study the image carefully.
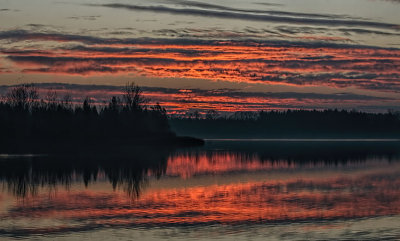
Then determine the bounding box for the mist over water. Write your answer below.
[1,140,400,240]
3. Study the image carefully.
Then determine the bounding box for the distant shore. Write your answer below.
[170,109,400,139]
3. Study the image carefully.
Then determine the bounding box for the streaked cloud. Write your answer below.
[162,0,346,20]
[67,15,101,21]
[253,2,285,7]
[1,30,399,93]
[87,3,400,30]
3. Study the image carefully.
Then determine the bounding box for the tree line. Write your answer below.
[3,82,400,141]
[0,83,172,142]
[170,109,400,138]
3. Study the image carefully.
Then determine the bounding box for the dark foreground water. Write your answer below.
[1,140,400,240]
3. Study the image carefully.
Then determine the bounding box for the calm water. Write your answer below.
[1,140,400,240]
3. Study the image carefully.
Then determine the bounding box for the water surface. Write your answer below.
[1,140,400,240]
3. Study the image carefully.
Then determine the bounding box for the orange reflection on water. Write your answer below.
[3,173,400,229]
[165,151,296,178]
[1,150,400,236]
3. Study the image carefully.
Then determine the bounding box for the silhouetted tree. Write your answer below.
[6,84,38,109]
[205,110,218,120]
[123,82,147,111]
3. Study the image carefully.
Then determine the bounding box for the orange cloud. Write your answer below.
[4,43,400,92]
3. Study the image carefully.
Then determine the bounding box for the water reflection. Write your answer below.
[167,141,400,177]
[0,147,169,198]
[1,141,400,239]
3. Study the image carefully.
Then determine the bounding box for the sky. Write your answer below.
[0,0,399,114]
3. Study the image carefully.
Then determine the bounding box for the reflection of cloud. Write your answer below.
[166,150,386,177]
[1,148,400,237]
[87,3,399,30]
[2,171,400,237]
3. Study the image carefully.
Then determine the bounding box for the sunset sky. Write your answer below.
[0,0,399,114]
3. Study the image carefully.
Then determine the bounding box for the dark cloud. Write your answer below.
[61,45,225,56]
[193,89,391,101]
[0,30,107,44]
[1,29,398,50]
[147,26,396,42]
[67,15,101,21]
[337,28,400,36]
[163,0,345,20]
[274,25,400,37]
[253,2,285,7]
[87,3,400,30]
[378,0,400,3]
[26,24,48,28]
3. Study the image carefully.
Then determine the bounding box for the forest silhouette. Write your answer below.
[2,83,400,150]
[0,83,203,152]
[171,109,400,138]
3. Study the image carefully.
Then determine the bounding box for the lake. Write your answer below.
[1,140,400,240]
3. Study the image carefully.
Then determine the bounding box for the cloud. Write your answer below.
[4,46,399,92]
[0,30,108,44]
[378,0,400,3]
[274,25,400,37]
[162,0,346,20]
[0,29,397,49]
[253,2,285,7]
[67,15,101,21]
[1,30,400,94]
[86,3,400,30]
